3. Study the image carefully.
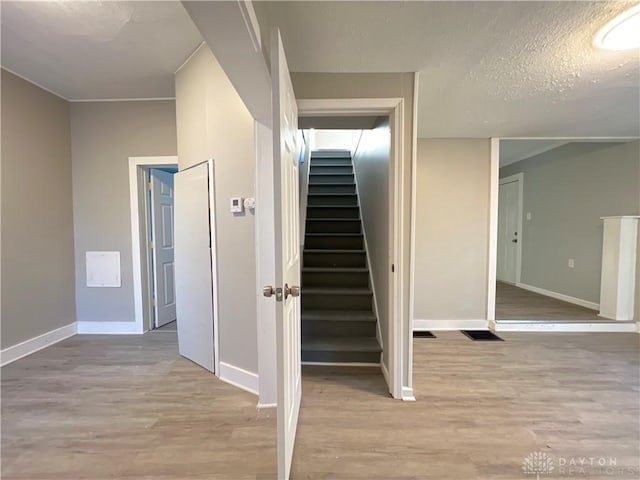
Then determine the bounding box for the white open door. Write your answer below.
[267,29,302,480]
[174,161,215,373]
[150,169,177,328]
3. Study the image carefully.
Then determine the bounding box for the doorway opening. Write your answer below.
[129,156,179,334]
[492,139,638,332]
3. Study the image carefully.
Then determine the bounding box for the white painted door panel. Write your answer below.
[272,28,302,480]
[497,180,519,284]
[174,162,215,373]
[150,169,176,328]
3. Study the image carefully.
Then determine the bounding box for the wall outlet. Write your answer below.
[568,258,575,268]
[526,212,532,221]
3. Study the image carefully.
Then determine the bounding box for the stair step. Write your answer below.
[308,194,357,206]
[302,310,376,322]
[301,336,381,364]
[304,233,363,250]
[308,173,354,184]
[308,184,356,194]
[302,267,369,288]
[306,219,361,234]
[302,287,372,311]
[311,157,352,166]
[304,250,367,268]
[311,150,351,158]
[310,165,353,174]
[306,206,359,219]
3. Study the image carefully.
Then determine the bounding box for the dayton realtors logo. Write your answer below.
[522,452,554,479]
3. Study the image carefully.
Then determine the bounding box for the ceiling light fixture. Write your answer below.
[594,4,640,50]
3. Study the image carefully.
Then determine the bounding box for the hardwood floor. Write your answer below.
[1,334,276,479]
[2,332,639,479]
[496,281,602,321]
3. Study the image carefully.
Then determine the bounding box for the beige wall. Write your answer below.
[71,101,177,324]
[500,141,640,304]
[1,70,76,348]
[414,139,491,320]
[353,121,391,365]
[175,45,258,374]
[292,73,415,386]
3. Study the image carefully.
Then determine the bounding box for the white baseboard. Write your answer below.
[413,319,489,331]
[495,320,637,333]
[219,361,259,396]
[77,321,143,334]
[381,359,390,389]
[1,322,76,366]
[516,282,599,311]
[401,386,416,401]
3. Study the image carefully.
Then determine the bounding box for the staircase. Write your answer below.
[301,150,382,364]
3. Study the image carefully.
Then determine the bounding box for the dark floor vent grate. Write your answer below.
[461,330,504,341]
[413,331,436,338]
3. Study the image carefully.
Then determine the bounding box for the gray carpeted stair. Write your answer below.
[301,150,382,364]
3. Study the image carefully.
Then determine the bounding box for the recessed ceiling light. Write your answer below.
[594,4,640,51]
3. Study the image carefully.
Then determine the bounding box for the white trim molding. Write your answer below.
[516,282,599,311]
[128,156,179,334]
[495,320,636,333]
[487,138,500,322]
[414,319,490,331]
[401,386,416,402]
[219,362,259,396]
[1,323,77,366]
[77,321,143,334]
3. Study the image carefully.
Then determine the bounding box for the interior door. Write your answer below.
[150,169,177,328]
[497,179,519,283]
[270,28,302,480]
[174,162,215,372]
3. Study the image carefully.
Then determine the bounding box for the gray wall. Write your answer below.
[175,45,258,374]
[353,121,391,365]
[500,141,640,304]
[292,73,414,386]
[71,101,177,324]
[413,139,491,320]
[1,70,76,348]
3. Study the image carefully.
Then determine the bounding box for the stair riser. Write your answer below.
[302,271,369,288]
[302,350,380,364]
[306,220,361,234]
[310,165,353,174]
[308,195,357,206]
[308,184,356,194]
[302,294,372,311]
[311,157,352,165]
[304,236,363,249]
[309,174,354,184]
[302,321,377,338]
[304,252,366,268]
[306,207,360,219]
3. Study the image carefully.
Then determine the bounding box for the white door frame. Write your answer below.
[129,155,178,333]
[295,98,411,400]
[498,173,524,284]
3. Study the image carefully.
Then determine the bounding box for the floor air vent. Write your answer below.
[413,331,436,338]
[461,330,503,341]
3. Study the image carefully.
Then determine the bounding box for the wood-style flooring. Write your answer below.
[496,281,602,321]
[2,331,639,479]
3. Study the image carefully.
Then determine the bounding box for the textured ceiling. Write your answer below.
[254,1,640,138]
[0,1,202,100]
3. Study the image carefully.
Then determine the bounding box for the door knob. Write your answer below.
[263,286,275,297]
[284,284,300,299]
